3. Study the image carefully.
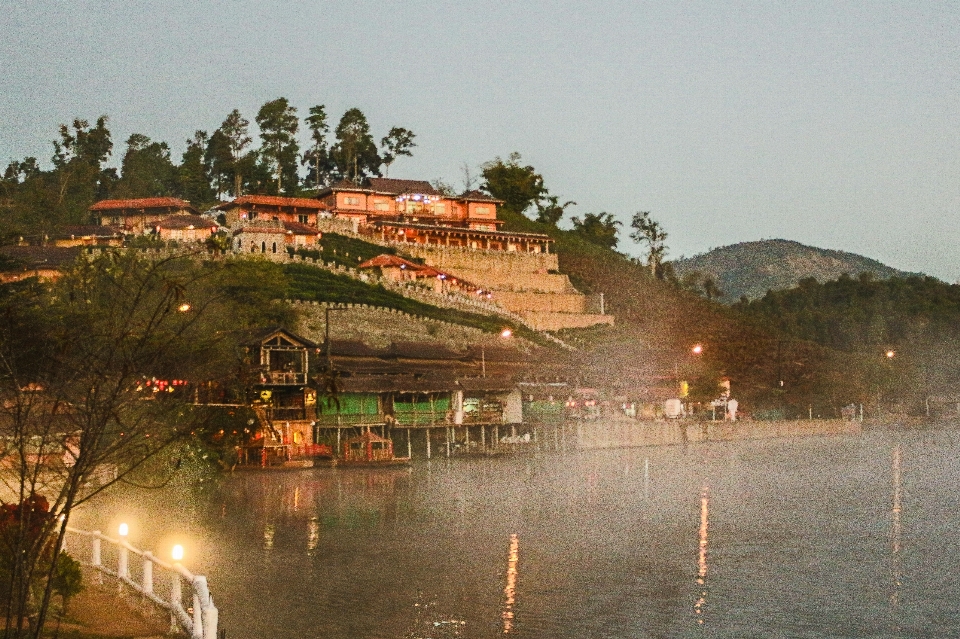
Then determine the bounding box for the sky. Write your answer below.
[2,1,959,280]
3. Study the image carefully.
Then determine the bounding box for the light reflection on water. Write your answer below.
[76,427,960,638]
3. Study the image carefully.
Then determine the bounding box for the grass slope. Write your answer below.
[283,262,544,343]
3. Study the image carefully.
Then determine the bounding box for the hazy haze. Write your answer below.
[2,1,958,279]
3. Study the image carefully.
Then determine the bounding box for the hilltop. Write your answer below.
[671,239,917,302]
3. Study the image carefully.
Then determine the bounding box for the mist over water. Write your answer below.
[74,428,960,638]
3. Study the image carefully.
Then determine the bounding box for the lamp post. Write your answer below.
[481,328,513,378]
[324,305,348,454]
[117,523,129,587]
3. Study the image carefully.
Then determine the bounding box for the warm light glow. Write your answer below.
[177,303,192,312]
[118,523,128,537]
[886,350,895,359]
[692,344,704,355]
[171,544,184,561]
[502,533,519,633]
[500,328,513,339]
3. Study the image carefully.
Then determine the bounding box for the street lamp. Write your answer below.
[482,329,513,378]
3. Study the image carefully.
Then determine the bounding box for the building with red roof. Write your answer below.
[151,214,220,243]
[90,197,197,233]
[316,178,551,254]
[213,195,328,228]
[358,253,482,294]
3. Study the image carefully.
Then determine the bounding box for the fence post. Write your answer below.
[142,552,154,594]
[91,532,101,567]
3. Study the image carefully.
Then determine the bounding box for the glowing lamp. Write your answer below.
[118,523,128,537]
[178,303,192,312]
[500,329,513,339]
[886,350,895,359]
[692,344,704,355]
[172,544,184,561]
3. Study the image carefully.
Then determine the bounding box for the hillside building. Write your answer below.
[213,195,328,227]
[90,197,197,233]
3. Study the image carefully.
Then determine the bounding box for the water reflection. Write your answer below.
[503,533,519,633]
[72,430,960,638]
[890,444,902,632]
[695,485,710,625]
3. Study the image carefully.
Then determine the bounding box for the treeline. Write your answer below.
[733,273,960,408]
[0,101,415,239]
[735,273,960,352]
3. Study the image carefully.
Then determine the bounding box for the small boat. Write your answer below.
[338,431,412,467]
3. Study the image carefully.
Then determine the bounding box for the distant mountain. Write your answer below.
[671,239,919,302]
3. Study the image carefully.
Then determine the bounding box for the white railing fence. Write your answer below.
[64,527,219,639]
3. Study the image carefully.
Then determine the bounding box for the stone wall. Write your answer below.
[447,268,577,294]
[291,300,526,349]
[575,418,862,450]
[494,291,587,314]
[401,244,560,273]
[521,311,614,331]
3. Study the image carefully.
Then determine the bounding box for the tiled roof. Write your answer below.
[153,214,218,230]
[89,197,193,211]
[215,195,327,210]
[236,326,319,349]
[56,225,123,238]
[323,340,387,358]
[457,376,517,392]
[0,246,82,270]
[459,190,503,203]
[282,221,320,235]
[338,375,458,393]
[464,346,528,362]
[358,254,425,270]
[389,342,465,361]
[366,178,441,196]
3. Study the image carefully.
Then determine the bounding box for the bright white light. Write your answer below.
[172,544,184,561]
[118,523,128,537]
[692,344,704,355]
[500,329,513,339]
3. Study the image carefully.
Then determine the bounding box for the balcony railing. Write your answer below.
[260,371,307,385]
[314,412,388,427]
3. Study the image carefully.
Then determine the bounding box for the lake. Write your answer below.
[77,426,960,638]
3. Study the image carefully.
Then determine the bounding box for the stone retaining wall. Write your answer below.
[576,418,862,449]
[521,311,615,331]
[493,291,587,314]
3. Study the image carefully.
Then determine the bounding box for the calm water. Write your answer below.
[78,427,960,638]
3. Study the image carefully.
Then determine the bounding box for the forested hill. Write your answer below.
[671,239,917,302]
[736,274,960,354]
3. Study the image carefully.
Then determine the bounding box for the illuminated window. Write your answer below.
[374,201,390,211]
[344,196,360,206]
[433,203,446,214]
[475,206,489,216]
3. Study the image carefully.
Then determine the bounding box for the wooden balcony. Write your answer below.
[314,412,388,427]
[260,371,307,385]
